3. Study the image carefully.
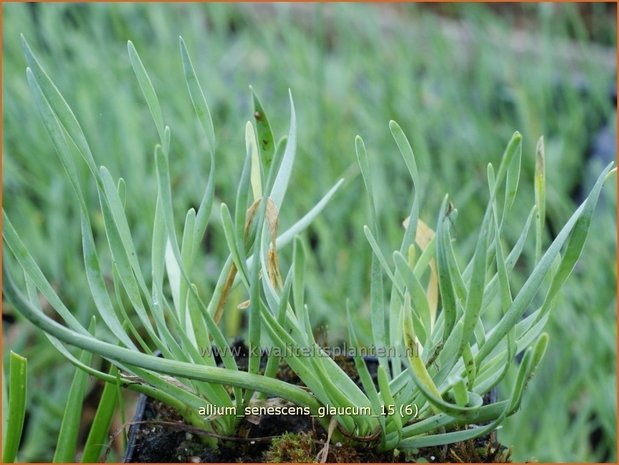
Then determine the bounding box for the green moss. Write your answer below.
[263,432,316,463]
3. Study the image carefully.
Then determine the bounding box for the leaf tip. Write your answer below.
[487,162,495,178]
[20,32,28,49]
[536,136,545,157]
[287,89,296,112]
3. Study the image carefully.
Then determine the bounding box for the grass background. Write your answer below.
[2,3,616,461]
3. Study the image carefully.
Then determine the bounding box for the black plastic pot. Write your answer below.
[123,393,148,462]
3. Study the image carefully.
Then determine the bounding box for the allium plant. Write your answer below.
[3,36,615,452]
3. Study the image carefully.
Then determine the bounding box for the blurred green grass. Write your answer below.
[2,3,616,461]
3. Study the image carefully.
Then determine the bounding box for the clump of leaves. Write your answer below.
[3,34,615,458]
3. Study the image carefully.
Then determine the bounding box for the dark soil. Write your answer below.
[123,343,511,463]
